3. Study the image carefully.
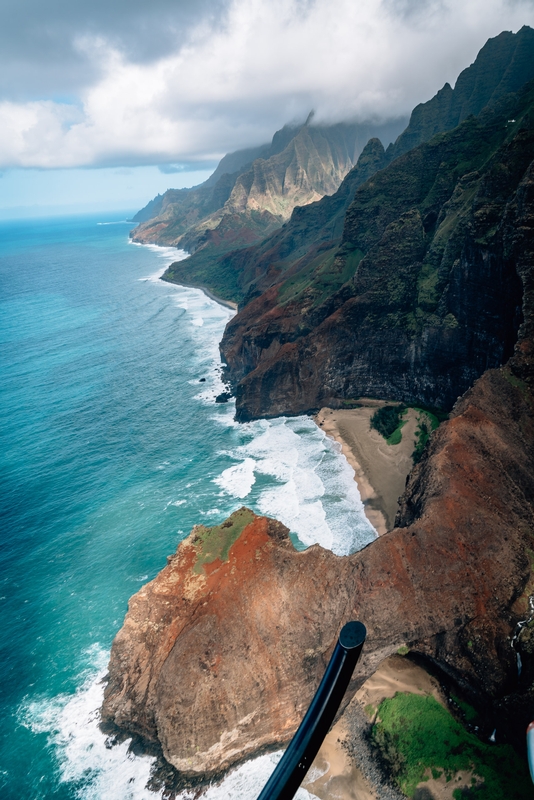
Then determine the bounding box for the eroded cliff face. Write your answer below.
[102,354,534,779]
[101,508,351,775]
[222,83,534,420]
[131,120,401,249]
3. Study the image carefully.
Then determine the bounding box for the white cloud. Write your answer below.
[1,0,533,168]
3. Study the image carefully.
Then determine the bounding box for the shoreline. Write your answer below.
[315,403,417,536]
[141,239,412,538]
[160,267,238,311]
[130,234,238,311]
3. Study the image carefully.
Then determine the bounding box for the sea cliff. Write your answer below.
[221,80,534,420]
[103,25,534,794]
[102,352,534,781]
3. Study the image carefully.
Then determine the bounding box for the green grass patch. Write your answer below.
[372,693,531,799]
[370,405,407,441]
[192,507,255,574]
[387,421,407,445]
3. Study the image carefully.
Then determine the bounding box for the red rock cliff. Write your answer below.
[102,346,534,778]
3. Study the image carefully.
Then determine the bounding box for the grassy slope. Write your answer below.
[372,692,532,799]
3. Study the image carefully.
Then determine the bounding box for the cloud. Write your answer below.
[0,0,533,169]
[158,165,186,174]
[0,0,226,100]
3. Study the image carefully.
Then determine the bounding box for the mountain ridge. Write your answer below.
[159,25,534,310]
[130,117,407,256]
[221,78,534,420]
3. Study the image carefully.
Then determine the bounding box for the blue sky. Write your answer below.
[0,166,215,219]
[1,0,534,216]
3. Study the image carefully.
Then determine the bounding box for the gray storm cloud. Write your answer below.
[0,0,227,99]
[0,0,533,169]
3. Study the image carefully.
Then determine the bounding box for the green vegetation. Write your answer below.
[371,404,446,458]
[164,247,245,305]
[372,692,532,799]
[450,693,479,724]
[277,245,364,308]
[277,247,337,306]
[370,405,407,442]
[192,508,255,574]
[416,263,440,312]
[397,645,410,656]
[412,408,442,463]
[387,420,407,446]
[503,369,531,405]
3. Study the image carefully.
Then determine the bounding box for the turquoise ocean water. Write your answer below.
[0,213,375,799]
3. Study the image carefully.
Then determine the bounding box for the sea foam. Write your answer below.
[19,646,162,800]
[166,286,376,555]
[213,416,376,555]
[133,244,189,282]
[19,646,317,800]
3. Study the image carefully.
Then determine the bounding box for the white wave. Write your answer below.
[18,645,162,800]
[188,751,318,800]
[133,235,374,554]
[18,644,317,800]
[213,457,256,499]
[133,243,189,282]
[211,416,376,555]
[97,220,132,225]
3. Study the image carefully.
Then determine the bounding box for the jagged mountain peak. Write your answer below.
[387,25,534,161]
[130,115,406,254]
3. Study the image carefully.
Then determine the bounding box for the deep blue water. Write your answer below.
[0,213,375,799]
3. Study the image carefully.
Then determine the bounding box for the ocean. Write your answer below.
[0,212,376,799]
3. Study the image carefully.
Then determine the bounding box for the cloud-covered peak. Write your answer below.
[0,0,533,169]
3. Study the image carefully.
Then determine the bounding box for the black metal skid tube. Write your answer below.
[256,620,366,800]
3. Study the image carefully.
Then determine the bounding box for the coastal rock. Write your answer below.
[101,508,351,775]
[222,79,534,420]
[103,343,534,776]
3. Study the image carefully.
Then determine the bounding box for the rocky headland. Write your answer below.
[104,25,534,797]
[102,343,534,784]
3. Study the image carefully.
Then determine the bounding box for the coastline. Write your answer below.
[315,403,417,535]
[160,272,238,310]
[129,234,238,310]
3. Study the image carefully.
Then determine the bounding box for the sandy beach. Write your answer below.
[304,655,448,800]
[315,402,418,535]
